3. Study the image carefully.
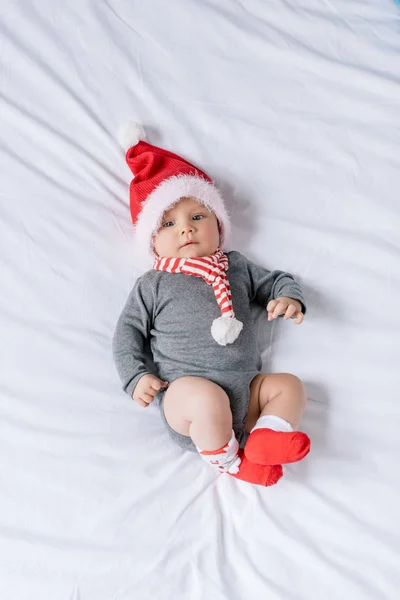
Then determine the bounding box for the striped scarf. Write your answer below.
[153,249,243,345]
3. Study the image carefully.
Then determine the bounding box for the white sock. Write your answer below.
[196,430,241,474]
[250,414,293,434]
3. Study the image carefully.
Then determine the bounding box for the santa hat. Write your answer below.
[118,121,231,266]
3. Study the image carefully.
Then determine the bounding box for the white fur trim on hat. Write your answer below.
[134,174,231,269]
[118,121,146,151]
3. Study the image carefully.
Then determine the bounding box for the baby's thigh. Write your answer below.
[163,376,231,436]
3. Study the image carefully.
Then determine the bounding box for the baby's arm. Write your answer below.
[112,277,159,399]
[240,253,306,322]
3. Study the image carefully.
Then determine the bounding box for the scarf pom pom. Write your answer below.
[211,316,243,346]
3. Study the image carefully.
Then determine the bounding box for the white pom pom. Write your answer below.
[118,120,146,151]
[211,316,243,346]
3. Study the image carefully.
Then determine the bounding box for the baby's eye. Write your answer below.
[163,221,174,228]
[192,215,205,221]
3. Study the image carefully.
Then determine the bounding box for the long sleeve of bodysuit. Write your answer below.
[236,252,306,313]
[112,276,154,398]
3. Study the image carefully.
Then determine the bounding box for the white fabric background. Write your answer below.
[1,1,400,598]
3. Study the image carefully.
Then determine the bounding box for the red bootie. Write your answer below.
[245,428,310,466]
[229,450,283,487]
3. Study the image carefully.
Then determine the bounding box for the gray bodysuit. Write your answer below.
[112,251,305,450]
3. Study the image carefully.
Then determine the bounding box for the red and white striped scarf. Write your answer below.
[153,249,234,318]
[153,249,243,345]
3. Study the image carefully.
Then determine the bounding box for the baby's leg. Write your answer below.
[163,376,282,486]
[163,376,232,450]
[244,373,310,465]
[246,373,307,432]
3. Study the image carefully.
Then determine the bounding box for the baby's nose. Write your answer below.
[181,222,194,233]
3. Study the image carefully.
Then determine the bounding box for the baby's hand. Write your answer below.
[267,297,304,325]
[133,374,169,408]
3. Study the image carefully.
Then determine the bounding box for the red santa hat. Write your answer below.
[118,121,231,265]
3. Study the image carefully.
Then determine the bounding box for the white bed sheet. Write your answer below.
[1,1,400,598]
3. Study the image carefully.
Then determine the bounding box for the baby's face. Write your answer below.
[153,197,220,259]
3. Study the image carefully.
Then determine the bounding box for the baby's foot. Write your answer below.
[244,428,310,466]
[229,450,283,487]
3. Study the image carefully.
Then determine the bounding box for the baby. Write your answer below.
[113,122,310,487]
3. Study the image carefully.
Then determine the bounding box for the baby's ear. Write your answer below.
[150,236,158,255]
[217,221,224,244]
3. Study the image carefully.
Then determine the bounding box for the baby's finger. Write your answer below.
[272,302,288,318]
[146,386,158,398]
[147,383,168,398]
[267,300,278,313]
[150,379,169,392]
[284,304,297,320]
[267,300,279,321]
[294,312,304,325]
[135,397,149,408]
[142,392,155,404]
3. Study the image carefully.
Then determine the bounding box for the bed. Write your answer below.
[1,1,400,598]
